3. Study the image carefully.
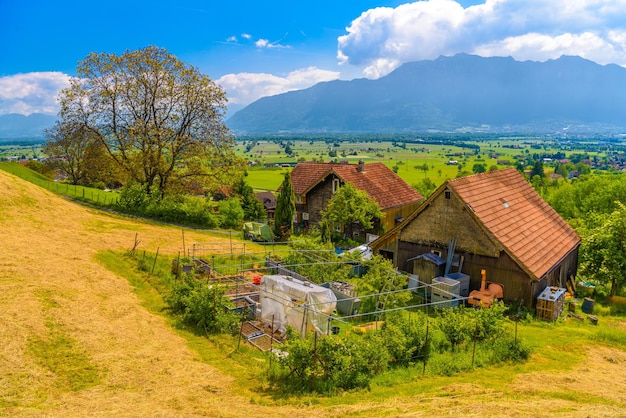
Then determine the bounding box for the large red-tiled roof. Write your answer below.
[448,167,580,279]
[290,162,423,210]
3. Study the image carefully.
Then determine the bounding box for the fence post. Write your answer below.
[151,247,160,275]
[472,321,478,367]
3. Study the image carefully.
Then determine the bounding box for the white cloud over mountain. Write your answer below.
[338,0,626,78]
[217,67,340,106]
[0,72,69,115]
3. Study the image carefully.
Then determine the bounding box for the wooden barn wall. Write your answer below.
[396,240,533,304]
[398,188,500,259]
[382,201,422,233]
[557,247,580,287]
[530,246,580,305]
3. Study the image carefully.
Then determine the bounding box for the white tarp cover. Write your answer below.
[259,275,337,336]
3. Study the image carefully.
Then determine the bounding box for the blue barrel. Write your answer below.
[582,297,595,314]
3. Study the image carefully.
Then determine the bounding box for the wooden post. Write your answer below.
[237,308,247,351]
[312,331,317,391]
[423,320,429,376]
[151,247,160,275]
[182,229,186,257]
[472,321,478,367]
[269,314,275,367]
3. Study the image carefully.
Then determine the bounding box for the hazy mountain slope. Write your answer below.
[0,113,57,139]
[227,54,626,133]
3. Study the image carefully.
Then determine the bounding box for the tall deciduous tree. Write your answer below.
[57,46,243,197]
[579,202,626,296]
[274,171,295,240]
[321,182,383,239]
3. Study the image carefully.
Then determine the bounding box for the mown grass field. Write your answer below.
[1,168,625,417]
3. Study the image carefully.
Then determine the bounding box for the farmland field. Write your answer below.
[236,136,600,192]
[1,168,625,417]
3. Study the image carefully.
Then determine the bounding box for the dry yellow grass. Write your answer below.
[1,169,626,417]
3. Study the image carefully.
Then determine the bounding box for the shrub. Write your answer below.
[436,306,473,349]
[468,302,507,341]
[117,180,155,213]
[165,275,239,335]
[116,184,219,228]
[275,331,385,393]
[381,312,429,366]
[489,336,531,362]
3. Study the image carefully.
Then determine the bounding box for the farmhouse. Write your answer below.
[289,161,423,238]
[255,191,276,220]
[371,167,580,307]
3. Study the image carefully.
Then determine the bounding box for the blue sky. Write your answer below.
[2,0,626,117]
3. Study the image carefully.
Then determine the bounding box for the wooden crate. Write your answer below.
[536,287,567,321]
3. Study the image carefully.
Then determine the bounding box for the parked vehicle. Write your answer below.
[243,222,274,242]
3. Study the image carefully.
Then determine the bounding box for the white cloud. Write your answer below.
[217,67,341,106]
[338,0,626,78]
[255,39,270,48]
[0,72,70,115]
[255,37,290,49]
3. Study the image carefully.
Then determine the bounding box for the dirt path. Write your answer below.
[1,170,625,417]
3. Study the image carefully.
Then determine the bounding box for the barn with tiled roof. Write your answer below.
[371,167,580,306]
[288,161,424,237]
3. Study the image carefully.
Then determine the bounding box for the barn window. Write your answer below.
[445,190,451,199]
[332,178,341,193]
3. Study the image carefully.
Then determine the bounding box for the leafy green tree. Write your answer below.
[218,198,244,229]
[579,202,626,296]
[274,171,295,240]
[357,255,411,313]
[545,173,626,221]
[233,178,266,221]
[472,163,486,174]
[321,182,383,239]
[413,178,437,198]
[24,160,55,179]
[57,46,243,197]
[555,163,569,178]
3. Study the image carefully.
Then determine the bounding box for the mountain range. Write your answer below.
[0,113,57,140]
[227,54,626,134]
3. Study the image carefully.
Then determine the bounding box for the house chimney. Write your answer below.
[357,159,365,172]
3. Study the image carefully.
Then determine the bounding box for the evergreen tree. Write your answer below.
[234,178,266,221]
[274,172,295,240]
[530,160,545,178]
